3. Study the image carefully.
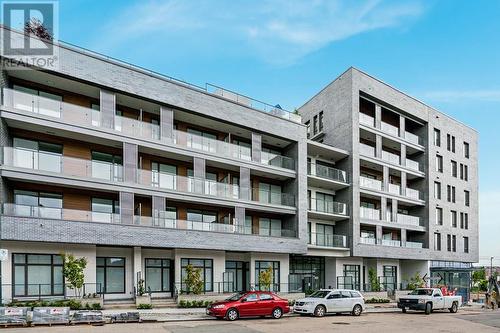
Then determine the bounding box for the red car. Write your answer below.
[206,291,290,321]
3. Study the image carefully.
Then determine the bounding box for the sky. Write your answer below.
[54,0,499,265]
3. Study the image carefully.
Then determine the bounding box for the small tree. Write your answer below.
[61,253,87,297]
[407,272,425,290]
[258,266,273,291]
[24,18,53,41]
[472,268,488,294]
[137,278,146,296]
[183,264,203,295]
[368,268,381,292]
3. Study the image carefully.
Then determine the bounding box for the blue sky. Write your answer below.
[56,0,499,264]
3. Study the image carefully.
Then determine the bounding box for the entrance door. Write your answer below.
[145,258,174,296]
[225,261,249,292]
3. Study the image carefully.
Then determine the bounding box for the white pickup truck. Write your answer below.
[397,288,462,315]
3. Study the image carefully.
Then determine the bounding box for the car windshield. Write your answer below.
[226,292,246,301]
[308,290,331,298]
[409,289,433,296]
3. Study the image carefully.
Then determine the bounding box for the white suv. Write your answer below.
[293,289,365,317]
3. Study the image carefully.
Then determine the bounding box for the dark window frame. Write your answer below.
[145,258,173,293]
[96,256,126,294]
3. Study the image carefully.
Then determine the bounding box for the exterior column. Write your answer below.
[234,206,245,233]
[399,115,405,139]
[193,157,206,194]
[120,192,134,224]
[152,196,166,225]
[401,229,407,247]
[376,225,383,245]
[123,142,138,183]
[376,135,383,158]
[380,197,387,221]
[401,172,407,196]
[392,199,398,222]
[400,144,407,167]
[239,166,250,200]
[160,106,174,141]
[382,165,389,191]
[251,133,262,163]
[133,247,142,294]
[375,104,382,129]
[99,89,116,129]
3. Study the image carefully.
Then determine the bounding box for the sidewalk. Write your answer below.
[100,303,403,322]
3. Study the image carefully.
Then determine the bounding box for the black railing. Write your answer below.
[1,283,103,304]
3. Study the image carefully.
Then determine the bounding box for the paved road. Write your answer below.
[5,310,500,333]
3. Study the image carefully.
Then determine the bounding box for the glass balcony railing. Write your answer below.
[382,239,401,247]
[360,206,381,220]
[2,147,124,182]
[2,88,295,171]
[381,150,400,165]
[405,241,423,249]
[360,176,382,191]
[405,187,421,200]
[308,232,347,248]
[406,158,420,171]
[359,113,375,127]
[381,122,399,136]
[360,237,376,245]
[307,162,348,183]
[308,198,348,215]
[405,131,420,145]
[252,188,296,207]
[397,213,421,226]
[359,143,376,157]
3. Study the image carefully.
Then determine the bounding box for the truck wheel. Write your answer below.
[314,305,326,317]
[449,302,458,313]
[402,308,407,313]
[425,303,432,315]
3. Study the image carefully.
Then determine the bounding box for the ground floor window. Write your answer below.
[382,266,397,291]
[255,261,280,291]
[224,261,249,292]
[145,259,172,292]
[341,264,360,290]
[181,258,213,292]
[13,254,63,297]
[96,257,125,294]
[289,256,325,293]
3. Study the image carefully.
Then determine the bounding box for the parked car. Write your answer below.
[397,288,462,315]
[293,289,365,317]
[206,291,290,321]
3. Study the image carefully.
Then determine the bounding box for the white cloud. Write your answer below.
[422,90,500,103]
[95,0,425,65]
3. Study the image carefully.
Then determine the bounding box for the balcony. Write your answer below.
[360,176,382,191]
[405,131,420,145]
[308,162,348,183]
[360,206,381,220]
[381,150,400,165]
[405,241,423,249]
[359,113,375,127]
[2,147,124,182]
[308,198,348,216]
[359,143,375,157]
[2,88,295,171]
[397,213,420,227]
[406,158,420,172]
[2,203,298,238]
[381,239,401,247]
[405,187,421,200]
[381,122,399,137]
[388,183,401,195]
[308,233,348,248]
[360,237,376,245]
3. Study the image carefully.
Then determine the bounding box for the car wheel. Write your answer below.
[272,307,283,319]
[425,303,432,315]
[314,305,326,317]
[226,308,239,321]
[402,308,407,313]
[449,302,458,313]
[352,304,362,316]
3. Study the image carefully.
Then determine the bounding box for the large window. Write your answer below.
[91,197,119,223]
[14,190,62,219]
[13,254,63,297]
[13,138,62,173]
[225,261,249,292]
[382,266,397,291]
[315,192,335,213]
[315,223,335,247]
[289,256,325,292]
[91,151,123,181]
[342,265,360,290]
[145,259,172,293]
[259,218,282,237]
[181,258,213,292]
[255,261,280,291]
[151,162,176,189]
[258,182,282,205]
[13,84,62,118]
[96,257,125,294]
[187,128,217,152]
[187,210,217,224]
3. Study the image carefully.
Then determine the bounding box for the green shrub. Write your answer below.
[178,299,214,308]
[137,303,153,309]
[91,303,102,310]
[365,297,390,304]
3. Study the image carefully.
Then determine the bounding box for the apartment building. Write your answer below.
[299,68,478,299]
[0,28,478,304]
[0,28,307,302]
